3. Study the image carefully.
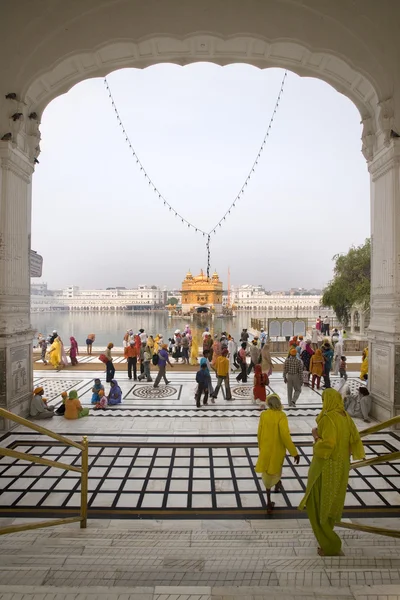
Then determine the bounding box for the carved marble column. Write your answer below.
[350,310,355,334]
[368,139,400,421]
[0,140,36,430]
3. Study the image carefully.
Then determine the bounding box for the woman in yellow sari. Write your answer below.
[360,347,369,381]
[190,335,199,365]
[299,389,365,556]
[48,336,62,369]
[255,393,299,513]
[153,334,161,355]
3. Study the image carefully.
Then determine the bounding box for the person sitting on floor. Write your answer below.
[91,378,105,404]
[30,387,55,419]
[64,390,89,419]
[344,386,372,423]
[107,379,122,405]
[55,391,68,415]
[93,389,108,410]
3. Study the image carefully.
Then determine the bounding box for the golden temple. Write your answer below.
[181,269,223,314]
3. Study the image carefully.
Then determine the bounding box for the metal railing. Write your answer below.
[0,407,88,536]
[336,415,400,538]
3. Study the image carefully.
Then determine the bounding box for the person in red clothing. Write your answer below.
[253,364,269,408]
[126,340,138,380]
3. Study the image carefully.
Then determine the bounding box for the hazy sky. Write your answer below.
[32,64,370,290]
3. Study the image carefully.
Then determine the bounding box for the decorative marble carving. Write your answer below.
[378,98,395,147]
[361,115,376,161]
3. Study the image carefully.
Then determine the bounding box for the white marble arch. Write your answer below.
[0,0,400,427]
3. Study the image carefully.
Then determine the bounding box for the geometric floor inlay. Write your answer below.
[131,385,178,399]
[0,432,399,520]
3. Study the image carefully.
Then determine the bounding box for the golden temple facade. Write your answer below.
[181,269,223,314]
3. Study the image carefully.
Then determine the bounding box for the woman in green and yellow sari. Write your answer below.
[299,388,365,556]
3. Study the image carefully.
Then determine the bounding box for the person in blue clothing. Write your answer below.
[322,342,334,388]
[108,379,122,405]
[195,362,211,408]
[91,378,105,404]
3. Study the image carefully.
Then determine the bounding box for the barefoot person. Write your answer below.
[255,394,299,513]
[153,344,173,388]
[299,389,365,556]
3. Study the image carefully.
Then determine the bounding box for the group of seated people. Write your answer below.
[30,378,122,420]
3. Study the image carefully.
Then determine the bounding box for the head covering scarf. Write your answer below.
[289,348,297,356]
[68,390,78,400]
[200,356,209,372]
[33,387,44,395]
[267,393,282,410]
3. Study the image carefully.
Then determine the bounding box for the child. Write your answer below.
[253,364,269,409]
[93,389,107,410]
[339,355,348,381]
[195,362,211,407]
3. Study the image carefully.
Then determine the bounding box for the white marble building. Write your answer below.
[45,285,164,311]
[231,285,335,319]
[1,0,400,427]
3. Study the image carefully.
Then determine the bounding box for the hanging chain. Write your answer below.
[104,71,288,275]
[206,235,211,279]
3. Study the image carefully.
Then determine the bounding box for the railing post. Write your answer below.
[80,436,89,529]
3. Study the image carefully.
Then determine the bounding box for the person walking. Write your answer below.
[138,344,153,382]
[228,336,237,372]
[69,336,79,366]
[310,349,324,390]
[311,328,319,351]
[39,337,48,364]
[299,389,364,556]
[339,356,348,381]
[260,328,267,348]
[248,339,261,376]
[211,348,232,401]
[323,316,330,336]
[333,337,343,376]
[253,364,269,408]
[105,342,115,383]
[322,342,334,388]
[195,361,211,407]
[300,340,314,386]
[236,342,248,383]
[181,333,190,364]
[255,394,299,513]
[261,343,273,377]
[126,340,138,381]
[283,348,303,407]
[154,344,173,388]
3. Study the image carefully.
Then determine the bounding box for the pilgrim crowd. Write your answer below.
[30,319,373,558]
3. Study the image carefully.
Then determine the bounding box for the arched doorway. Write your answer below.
[0,0,399,426]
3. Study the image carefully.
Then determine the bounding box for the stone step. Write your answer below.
[2,583,399,600]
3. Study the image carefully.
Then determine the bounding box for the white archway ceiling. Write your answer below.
[26,35,378,122]
[0,0,399,156]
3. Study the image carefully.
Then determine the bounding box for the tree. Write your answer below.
[322,238,370,326]
[168,297,179,305]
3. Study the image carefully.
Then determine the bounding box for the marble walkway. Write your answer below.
[0,369,399,520]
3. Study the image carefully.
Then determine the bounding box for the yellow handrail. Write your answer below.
[0,407,88,535]
[336,521,400,538]
[359,415,400,438]
[350,451,400,470]
[341,414,400,539]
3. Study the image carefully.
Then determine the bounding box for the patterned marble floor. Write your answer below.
[0,431,399,519]
[32,370,363,419]
[1,369,398,520]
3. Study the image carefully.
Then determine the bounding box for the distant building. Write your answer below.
[31,284,165,311]
[181,270,223,315]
